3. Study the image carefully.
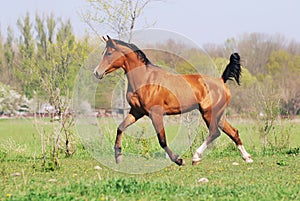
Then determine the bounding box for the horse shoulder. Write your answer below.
[126,88,142,109]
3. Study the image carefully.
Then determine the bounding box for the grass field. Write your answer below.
[0,117,299,200]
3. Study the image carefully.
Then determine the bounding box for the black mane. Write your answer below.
[109,39,152,66]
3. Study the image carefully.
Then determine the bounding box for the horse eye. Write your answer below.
[107,52,112,56]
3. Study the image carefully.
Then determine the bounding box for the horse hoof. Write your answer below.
[192,160,201,166]
[245,157,253,163]
[175,158,185,166]
[115,154,123,164]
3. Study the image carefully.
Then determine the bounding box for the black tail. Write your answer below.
[221,53,241,85]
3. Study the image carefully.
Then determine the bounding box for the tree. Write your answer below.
[82,0,159,42]
[17,12,36,98]
[0,29,3,80]
[266,50,300,115]
[35,15,79,163]
[12,13,91,168]
[237,33,285,76]
[3,26,16,85]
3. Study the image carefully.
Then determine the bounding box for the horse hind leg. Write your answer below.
[218,117,253,163]
[192,114,221,165]
[192,129,221,165]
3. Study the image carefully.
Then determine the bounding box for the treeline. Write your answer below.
[0,13,91,102]
[205,33,300,116]
[0,14,299,117]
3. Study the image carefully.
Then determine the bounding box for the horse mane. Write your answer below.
[111,39,152,66]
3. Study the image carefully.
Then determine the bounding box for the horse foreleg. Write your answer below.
[115,111,143,164]
[218,118,253,163]
[150,109,185,166]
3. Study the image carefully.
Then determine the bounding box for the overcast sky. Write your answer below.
[1,0,299,46]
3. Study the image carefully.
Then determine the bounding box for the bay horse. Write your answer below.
[94,35,253,166]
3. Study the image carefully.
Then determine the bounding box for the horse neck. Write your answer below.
[123,57,149,91]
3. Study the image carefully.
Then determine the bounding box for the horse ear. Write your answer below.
[106,36,117,49]
[101,36,108,42]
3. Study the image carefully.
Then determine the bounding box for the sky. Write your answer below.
[1,0,300,46]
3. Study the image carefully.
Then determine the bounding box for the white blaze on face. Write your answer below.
[94,47,107,77]
[93,64,99,75]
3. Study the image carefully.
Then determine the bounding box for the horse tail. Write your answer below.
[221,53,241,85]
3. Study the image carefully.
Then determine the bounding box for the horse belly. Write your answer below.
[161,87,199,115]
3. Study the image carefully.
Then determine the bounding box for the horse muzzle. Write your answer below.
[93,65,105,79]
[94,70,104,80]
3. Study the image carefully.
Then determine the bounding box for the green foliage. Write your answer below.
[33,16,77,100]
[240,67,257,87]
[0,13,89,101]
[1,154,299,200]
[2,26,15,84]
[16,13,36,98]
[286,147,300,155]
[266,49,300,75]
[263,49,300,115]
[184,49,213,75]
[19,14,87,171]
[266,50,288,74]
[0,13,92,171]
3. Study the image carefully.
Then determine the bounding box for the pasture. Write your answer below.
[0,118,299,200]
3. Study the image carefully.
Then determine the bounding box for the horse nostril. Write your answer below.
[95,71,99,77]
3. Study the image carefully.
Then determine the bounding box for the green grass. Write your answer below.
[0,118,300,200]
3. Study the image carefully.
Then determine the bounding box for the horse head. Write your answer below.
[94,35,126,80]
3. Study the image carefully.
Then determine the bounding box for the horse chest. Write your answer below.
[127,91,141,108]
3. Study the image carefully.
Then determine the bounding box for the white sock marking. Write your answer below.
[193,141,208,161]
[238,145,253,163]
